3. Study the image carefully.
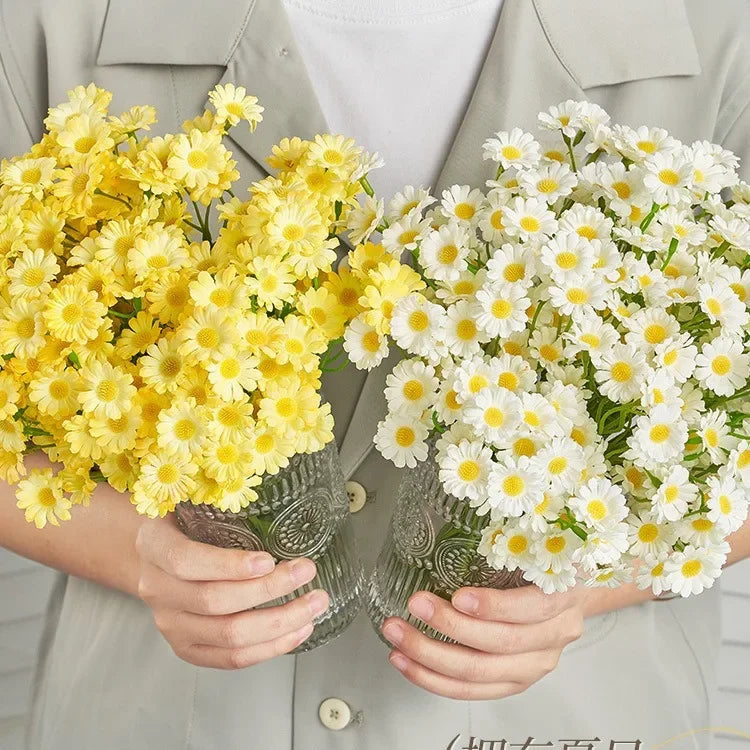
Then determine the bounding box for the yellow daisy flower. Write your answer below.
[44,285,106,344]
[139,335,189,394]
[28,368,81,418]
[0,156,56,198]
[209,83,264,130]
[16,469,71,528]
[132,451,198,517]
[77,360,135,419]
[0,299,46,357]
[0,371,20,420]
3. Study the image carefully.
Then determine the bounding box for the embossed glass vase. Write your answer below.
[175,441,364,652]
[367,441,528,643]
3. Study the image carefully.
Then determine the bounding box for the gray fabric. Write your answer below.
[0,0,749,747]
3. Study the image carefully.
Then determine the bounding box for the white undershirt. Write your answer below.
[282,0,505,198]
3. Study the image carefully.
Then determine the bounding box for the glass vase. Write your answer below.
[367,440,529,643]
[175,440,364,652]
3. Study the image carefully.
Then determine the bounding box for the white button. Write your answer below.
[318,697,351,730]
[345,481,367,513]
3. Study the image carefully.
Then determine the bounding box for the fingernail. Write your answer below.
[382,621,403,645]
[306,590,329,617]
[290,558,316,585]
[389,651,408,671]
[408,595,434,623]
[249,554,275,576]
[295,622,314,645]
[453,591,479,614]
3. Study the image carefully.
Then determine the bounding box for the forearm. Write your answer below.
[0,453,144,597]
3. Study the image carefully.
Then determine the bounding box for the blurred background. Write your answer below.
[0,549,748,748]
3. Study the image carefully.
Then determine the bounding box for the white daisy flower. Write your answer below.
[373,414,429,469]
[488,352,537,393]
[482,127,541,170]
[438,438,494,503]
[640,369,684,413]
[548,272,607,319]
[564,312,619,358]
[679,381,706,426]
[611,124,680,162]
[572,524,630,570]
[569,477,628,531]
[484,521,539,572]
[698,410,737,464]
[381,211,432,255]
[486,242,536,289]
[519,392,562,437]
[529,326,566,368]
[652,465,697,523]
[643,150,694,204]
[694,336,750,397]
[419,222,471,282]
[518,162,578,203]
[502,196,558,241]
[463,386,522,447]
[342,313,389,370]
[710,214,750,253]
[626,513,676,558]
[390,294,447,361]
[635,554,670,596]
[583,564,632,589]
[698,282,749,330]
[475,282,530,338]
[655,206,707,247]
[542,380,585,433]
[532,437,585,494]
[728,441,750,485]
[594,343,649,403]
[384,359,438,416]
[435,269,487,304]
[519,491,566,534]
[433,379,463,426]
[523,562,578,594]
[714,264,750,307]
[630,404,688,466]
[537,100,585,138]
[558,204,613,243]
[706,474,749,533]
[540,231,595,280]
[487,455,545,518]
[531,527,583,574]
[452,354,494,401]
[386,185,435,222]
[440,185,484,224]
[443,300,490,359]
[477,189,511,244]
[596,161,649,217]
[663,544,724,597]
[653,334,697,383]
[678,516,726,548]
[624,308,680,352]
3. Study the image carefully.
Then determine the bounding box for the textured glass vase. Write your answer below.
[367,441,529,643]
[175,441,364,652]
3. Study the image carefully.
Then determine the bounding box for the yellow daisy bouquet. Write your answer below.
[0,82,390,535]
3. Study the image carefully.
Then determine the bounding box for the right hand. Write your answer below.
[135,516,329,669]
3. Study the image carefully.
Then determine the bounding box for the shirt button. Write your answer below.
[345,481,367,513]
[318,697,352,731]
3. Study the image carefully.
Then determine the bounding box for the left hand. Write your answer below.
[382,583,588,699]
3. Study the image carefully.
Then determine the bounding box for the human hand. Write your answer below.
[382,584,587,699]
[135,516,329,669]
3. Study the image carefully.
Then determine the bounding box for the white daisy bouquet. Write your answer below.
[0,83,389,526]
[344,100,750,597]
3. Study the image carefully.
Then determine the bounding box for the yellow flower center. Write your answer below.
[220,358,241,379]
[159,354,181,378]
[282,223,305,242]
[711,355,731,376]
[649,424,670,443]
[491,299,513,319]
[501,145,522,160]
[612,181,631,199]
[48,380,70,400]
[704,428,718,448]
[187,150,208,169]
[196,327,219,349]
[520,216,540,233]
[398,229,418,246]
[458,459,480,482]
[705,298,722,317]
[507,535,528,554]
[503,262,525,282]
[637,140,656,154]
[692,518,713,532]
[548,457,568,475]
[565,288,588,305]
[537,178,559,194]
[539,344,559,361]
[658,169,680,186]
[216,444,239,464]
[483,407,504,428]
[156,463,179,484]
[454,202,475,220]
[61,303,82,325]
[209,289,231,307]
[445,390,460,410]
[322,149,344,166]
[456,319,477,341]
[275,397,297,419]
[38,487,58,507]
[638,524,659,543]
[403,380,424,401]
[21,167,42,184]
[576,225,597,240]
[408,310,429,332]
[362,330,381,353]
[524,411,541,427]
[395,426,415,447]
[556,252,578,270]
[498,371,519,390]
[96,380,118,402]
[571,428,586,446]
[21,267,46,287]
[663,349,678,366]
[545,536,565,554]
[681,559,702,578]
[468,375,487,394]
[438,245,458,264]
[513,437,536,457]
[74,136,97,154]
[175,419,196,441]
[580,333,600,348]
[587,499,607,521]
[502,475,524,496]
[490,210,504,230]
[644,324,666,344]
[255,433,275,453]
[610,362,633,383]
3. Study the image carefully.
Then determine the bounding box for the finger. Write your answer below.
[137,520,276,582]
[451,584,578,623]
[382,618,559,684]
[407,592,576,653]
[168,588,330,648]
[182,622,315,669]
[140,558,319,614]
[388,650,521,700]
